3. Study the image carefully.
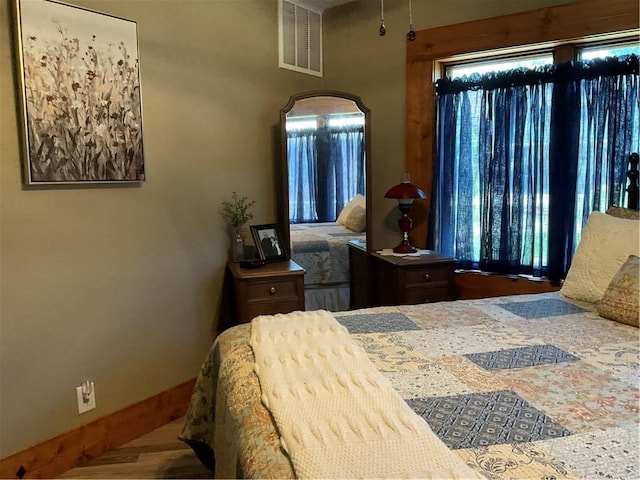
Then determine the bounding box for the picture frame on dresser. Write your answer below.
[251,224,288,263]
[13,0,145,185]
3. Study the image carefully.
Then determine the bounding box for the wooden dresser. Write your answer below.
[227,259,305,324]
[348,244,458,307]
[370,251,458,306]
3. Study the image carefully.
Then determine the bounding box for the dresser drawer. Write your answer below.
[404,265,452,286]
[245,278,299,301]
[227,260,306,326]
[404,286,456,304]
[372,252,458,306]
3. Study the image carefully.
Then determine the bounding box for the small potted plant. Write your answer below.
[220,192,256,261]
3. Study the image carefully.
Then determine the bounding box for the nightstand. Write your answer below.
[370,251,458,305]
[227,259,306,324]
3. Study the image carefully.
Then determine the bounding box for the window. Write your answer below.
[579,41,640,60]
[404,0,639,277]
[430,40,639,279]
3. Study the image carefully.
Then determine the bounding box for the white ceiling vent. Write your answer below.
[279,0,322,77]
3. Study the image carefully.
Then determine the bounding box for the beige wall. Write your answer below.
[0,0,322,457]
[0,0,569,458]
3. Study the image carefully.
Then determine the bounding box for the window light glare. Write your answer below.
[447,55,553,79]
[579,44,640,60]
[286,118,317,131]
[286,115,364,131]
[327,116,365,128]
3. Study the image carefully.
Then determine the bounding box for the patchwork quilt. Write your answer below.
[180,292,639,479]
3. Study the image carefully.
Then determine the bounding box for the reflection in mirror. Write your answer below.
[279,91,371,312]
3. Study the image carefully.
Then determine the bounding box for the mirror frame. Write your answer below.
[278,90,372,253]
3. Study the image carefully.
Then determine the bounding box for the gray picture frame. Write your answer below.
[13,0,145,185]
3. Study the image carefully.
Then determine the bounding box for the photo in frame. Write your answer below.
[14,0,145,185]
[250,224,288,263]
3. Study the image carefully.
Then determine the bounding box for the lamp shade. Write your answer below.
[384,176,426,200]
[384,182,426,199]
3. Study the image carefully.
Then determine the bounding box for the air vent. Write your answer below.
[279,0,322,77]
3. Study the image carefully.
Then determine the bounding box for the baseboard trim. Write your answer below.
[0,378,196,479]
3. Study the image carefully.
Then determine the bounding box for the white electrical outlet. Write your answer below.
[76,381,96,414]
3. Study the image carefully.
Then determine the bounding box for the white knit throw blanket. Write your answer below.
[250,310,481,479]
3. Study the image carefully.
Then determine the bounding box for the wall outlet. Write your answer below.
[76,381,96,414]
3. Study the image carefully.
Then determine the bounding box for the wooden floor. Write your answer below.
[59,417,213,479]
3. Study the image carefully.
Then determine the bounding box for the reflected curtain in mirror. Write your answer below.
[287,129,318,222]
[287,115,365,223]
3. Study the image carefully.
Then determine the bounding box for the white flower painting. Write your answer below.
[15,0,145,184]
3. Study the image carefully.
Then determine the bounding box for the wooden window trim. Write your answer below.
[405,0,639,248]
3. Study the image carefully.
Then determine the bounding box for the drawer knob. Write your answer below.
[269,286,277,295]
[424,273,431,281]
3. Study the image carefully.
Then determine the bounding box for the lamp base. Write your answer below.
[392,241,418,254]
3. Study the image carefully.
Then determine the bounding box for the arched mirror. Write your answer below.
[278,91,371,312]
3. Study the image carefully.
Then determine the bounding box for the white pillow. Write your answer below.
[561,211,640,303]
[336,194,365,225]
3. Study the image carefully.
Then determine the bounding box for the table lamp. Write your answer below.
[384,173,426,253]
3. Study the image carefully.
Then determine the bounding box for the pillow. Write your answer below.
[560,211,639,303]
[606,205,640,220]
[344,205,366,233]
[597,255,639,327]
[337,194,366,225]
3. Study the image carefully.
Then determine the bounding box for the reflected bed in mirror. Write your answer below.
[278,91,371,312]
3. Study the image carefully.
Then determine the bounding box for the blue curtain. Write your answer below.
[287,123,365,223]
[549,58,640,278]
[430,55,639,279]
[327,126,366,219]
[287,129,318,223]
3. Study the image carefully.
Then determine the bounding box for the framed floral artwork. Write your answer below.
[14,0,145,185]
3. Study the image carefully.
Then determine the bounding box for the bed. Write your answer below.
[181,291,638,479]
[289,221,365,312]
[180,157,639,479]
